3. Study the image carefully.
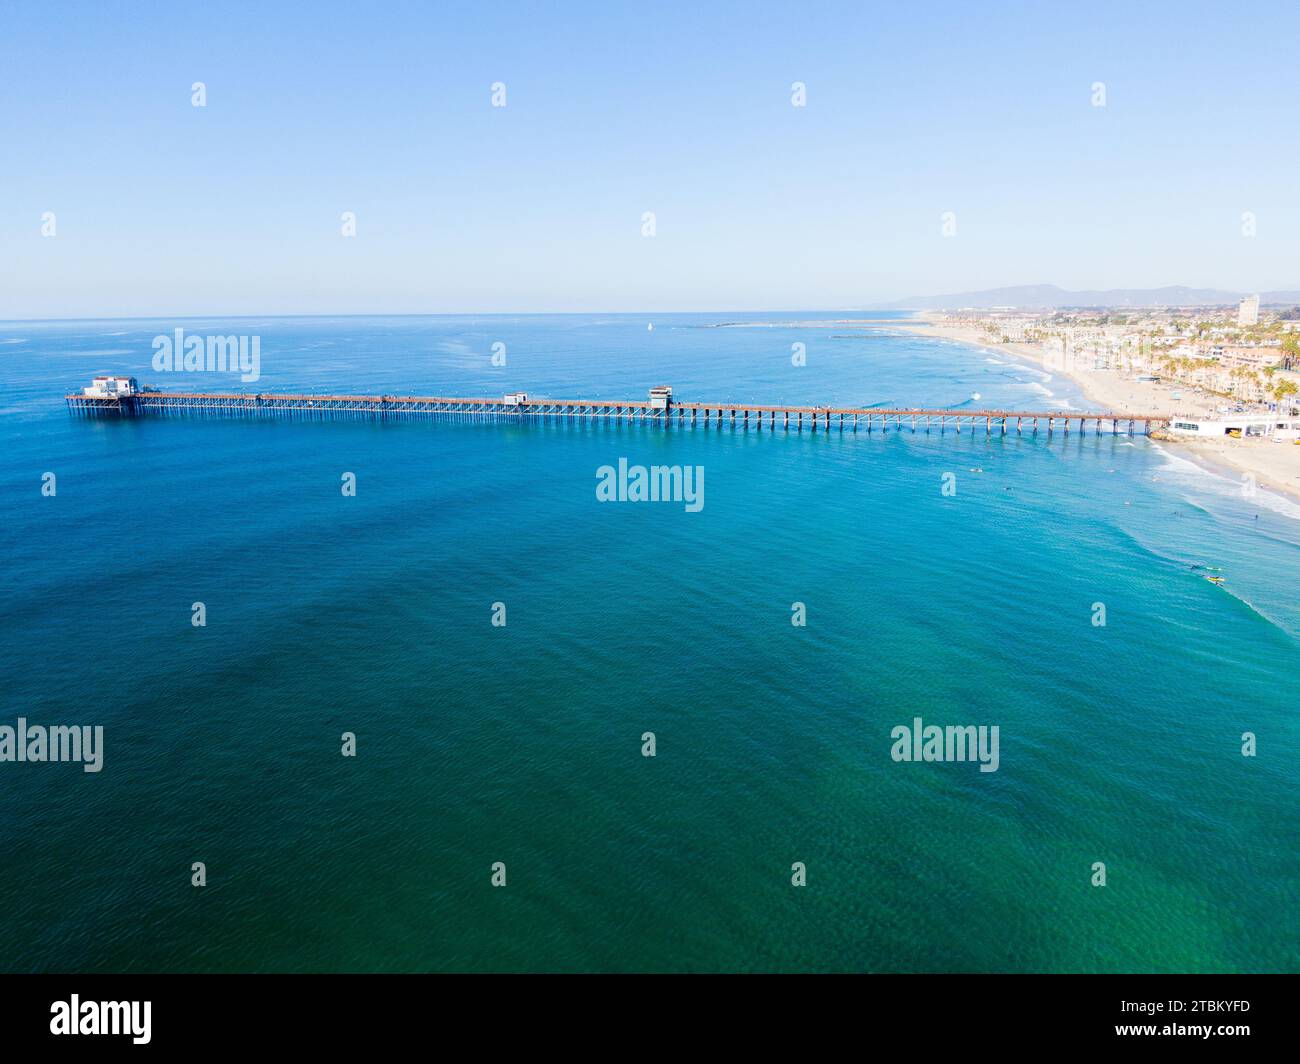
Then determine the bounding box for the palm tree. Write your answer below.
[1272,378,1298,415]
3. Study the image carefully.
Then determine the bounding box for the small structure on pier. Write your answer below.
[83,375,138,398]
[648,385,673,410]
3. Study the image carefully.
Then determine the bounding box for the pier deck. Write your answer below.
[65,391,1169,435]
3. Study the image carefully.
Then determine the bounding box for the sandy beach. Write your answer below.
[896,312,1300,503]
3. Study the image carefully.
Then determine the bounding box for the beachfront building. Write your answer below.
[1214,345,1285,403]
[1238,294,1260,326]
[1167,413,1297,438]
[972,313,1041,344]
[1216,343,1281,371]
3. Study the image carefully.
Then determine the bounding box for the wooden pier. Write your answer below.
[65,391,1169,436]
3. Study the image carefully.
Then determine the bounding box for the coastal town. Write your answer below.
[902,296,1300,502]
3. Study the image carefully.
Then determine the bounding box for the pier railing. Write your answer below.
[65,391,1170,435]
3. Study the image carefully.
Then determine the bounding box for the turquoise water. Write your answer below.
[1,313,1297,972]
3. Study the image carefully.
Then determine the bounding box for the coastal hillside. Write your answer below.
[879,284,1300,310]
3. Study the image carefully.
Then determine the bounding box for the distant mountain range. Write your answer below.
[876,284,1300,310]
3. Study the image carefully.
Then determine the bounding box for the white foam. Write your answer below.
[1150,443,1300,522]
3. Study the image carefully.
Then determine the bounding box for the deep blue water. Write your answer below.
[1,313,1297,972]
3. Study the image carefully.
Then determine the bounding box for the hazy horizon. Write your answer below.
[5,286,1297,324]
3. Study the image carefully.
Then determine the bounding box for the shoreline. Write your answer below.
[895,312,1300,505]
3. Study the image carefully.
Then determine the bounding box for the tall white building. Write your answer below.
[1237,294,1260,326]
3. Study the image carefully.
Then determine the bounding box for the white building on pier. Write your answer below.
[82,375,139,398]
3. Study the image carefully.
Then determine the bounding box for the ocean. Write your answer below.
[1,312,1296,972]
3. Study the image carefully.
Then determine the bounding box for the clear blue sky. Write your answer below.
[3,0,1298,317]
